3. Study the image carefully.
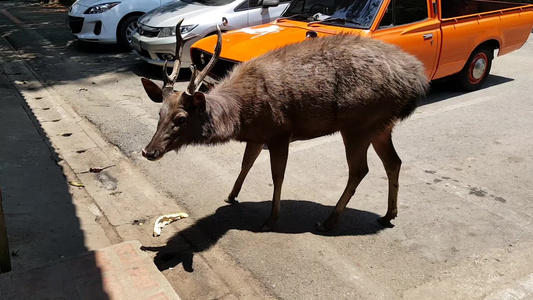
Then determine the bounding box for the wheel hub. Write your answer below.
[472,57,487,80]
[126,22,138,45]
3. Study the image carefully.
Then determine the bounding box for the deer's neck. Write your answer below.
[202,92,241,144]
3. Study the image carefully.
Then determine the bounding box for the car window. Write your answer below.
[237,0,290,11]
[236,0,264,10]
[281,0,384,29]
[250,0,262,7]
[379,0,428,28]
[283,0,335,17]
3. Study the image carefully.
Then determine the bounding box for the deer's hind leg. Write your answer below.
[226,142,264,203]
[371,126,401,228]
[318,130,372,232]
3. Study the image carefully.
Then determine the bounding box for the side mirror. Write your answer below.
[262,0,279,8]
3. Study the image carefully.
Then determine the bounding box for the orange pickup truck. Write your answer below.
[190,0,533,91]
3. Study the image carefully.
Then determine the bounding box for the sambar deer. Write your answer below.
[141,20,429,231]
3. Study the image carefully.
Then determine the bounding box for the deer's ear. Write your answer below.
[141,78,163,103]
[193,92,206,113]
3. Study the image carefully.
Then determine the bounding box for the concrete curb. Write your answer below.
[0,241,181,300]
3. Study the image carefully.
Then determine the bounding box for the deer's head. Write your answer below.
[141,19,222,161]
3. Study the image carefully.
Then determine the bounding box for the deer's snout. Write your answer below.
[142,148,162,161]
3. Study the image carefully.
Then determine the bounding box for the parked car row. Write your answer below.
[131,0,290,66]
[66,0,290,58]
[66,0,533,92]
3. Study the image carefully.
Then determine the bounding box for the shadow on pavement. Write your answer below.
[69,40,125,54]
[422,74,514,106]
[141,200,387,272]
[130,60,194,82]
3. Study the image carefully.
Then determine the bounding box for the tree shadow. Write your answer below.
[141,200,387,272]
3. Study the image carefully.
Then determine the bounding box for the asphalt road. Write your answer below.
[1,2,533,299]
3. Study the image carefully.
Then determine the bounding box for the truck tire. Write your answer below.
[457,47,493,92]
[117,15,140,51]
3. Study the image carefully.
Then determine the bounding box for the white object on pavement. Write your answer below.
[153,212,189,237]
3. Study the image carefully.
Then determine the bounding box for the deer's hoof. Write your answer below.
[259,225,273,232]
[259,219,277,232]
[316,221,335,232]
[225,196,237,204]
[377,217,395,228]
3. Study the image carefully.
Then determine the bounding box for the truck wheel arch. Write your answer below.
[478,39,500,56]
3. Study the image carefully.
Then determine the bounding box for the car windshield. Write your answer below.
[180,0,235,6]
[281,0,384,29]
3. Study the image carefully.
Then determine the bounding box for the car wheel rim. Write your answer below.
[126,21,138,45]
[469,53,488,85]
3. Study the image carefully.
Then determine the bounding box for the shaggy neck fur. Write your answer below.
[200,90,241,144]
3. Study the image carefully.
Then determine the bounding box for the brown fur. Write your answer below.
[142,34,428,231]
[193,35,428,145]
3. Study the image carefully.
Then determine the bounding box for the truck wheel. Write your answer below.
[117,15,140,51]
[457,47,493,92]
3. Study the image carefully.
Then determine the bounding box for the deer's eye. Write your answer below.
[174,116,186,126]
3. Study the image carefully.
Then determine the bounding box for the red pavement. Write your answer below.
[0,241,181,300]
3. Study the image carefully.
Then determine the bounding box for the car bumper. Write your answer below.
[131,32,200,67]
[66,3,119,43]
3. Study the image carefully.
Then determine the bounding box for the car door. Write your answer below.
[224,0,255,30]
[246,0,290,27]
[371,0,440,80]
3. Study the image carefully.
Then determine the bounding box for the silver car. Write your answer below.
[131,0,290,67]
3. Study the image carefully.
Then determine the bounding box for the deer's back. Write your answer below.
[213,34,428,141]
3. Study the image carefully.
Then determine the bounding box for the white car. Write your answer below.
[66,0,175,50]
[131,0,290,67]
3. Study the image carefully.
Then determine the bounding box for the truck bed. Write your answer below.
[442,0,527,19]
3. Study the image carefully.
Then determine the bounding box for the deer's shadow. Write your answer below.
[141,200,387,272]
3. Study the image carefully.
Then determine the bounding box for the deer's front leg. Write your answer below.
[226,142,264,204]
[261,139,290,231]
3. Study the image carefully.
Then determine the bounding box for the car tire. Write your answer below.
[117,15,140,51]
[456,47,493,92]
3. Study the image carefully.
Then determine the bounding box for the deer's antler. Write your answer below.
[186,25,222,95]
[163,18,185,87]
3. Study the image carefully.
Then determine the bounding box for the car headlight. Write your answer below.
[158,25,198,37]
[84,2,120,14]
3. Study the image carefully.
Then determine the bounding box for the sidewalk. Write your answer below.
[0,44,181,299]
[0,240,180,300]
[0,8,256,296]
[0,55,111,273]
